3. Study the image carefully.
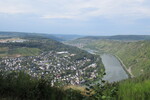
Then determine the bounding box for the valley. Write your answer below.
[1,0,150,99]
[67,38,150,77]
[0,33,150,99]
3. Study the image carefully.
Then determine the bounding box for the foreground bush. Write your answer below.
[0,71,84,100]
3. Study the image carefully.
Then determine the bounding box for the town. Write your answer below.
[0,50,100,86]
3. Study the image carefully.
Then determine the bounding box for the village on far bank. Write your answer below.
[0,50,101,86]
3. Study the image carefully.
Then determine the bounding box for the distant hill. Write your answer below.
[0,31,83,41]
[0,31,64,41]
[52,34,84,41]
[81,35,150,41]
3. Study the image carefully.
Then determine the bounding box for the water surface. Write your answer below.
[101,54,128,82]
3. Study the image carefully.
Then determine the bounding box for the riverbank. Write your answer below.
[114,55,134,78]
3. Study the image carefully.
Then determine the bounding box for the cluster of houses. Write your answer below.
[0,38,26,43]
[0,51,100,86]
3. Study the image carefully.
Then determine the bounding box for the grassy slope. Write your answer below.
[116,72,150,100]
[0,47,41,57]
[118,80,150,100]
[0,47,9,57]
[10,47,41,56]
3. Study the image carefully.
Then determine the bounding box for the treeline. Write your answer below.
[0,71,85,100]
[1,71,150,100]
[0,71,119,100]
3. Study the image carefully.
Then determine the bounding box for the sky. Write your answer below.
[0,0,150,36]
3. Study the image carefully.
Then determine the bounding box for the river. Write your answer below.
[85,49,129,82]
[101,54,128,82]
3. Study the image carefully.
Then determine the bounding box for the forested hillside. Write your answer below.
[66,37,150,100]
[67,38,150,77]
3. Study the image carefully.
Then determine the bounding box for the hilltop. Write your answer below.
[80,35,150,41]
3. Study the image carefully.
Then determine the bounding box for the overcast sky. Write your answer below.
[0,0,150,35]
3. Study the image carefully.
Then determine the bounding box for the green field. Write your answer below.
[0,47,41,57]
[10,47,41,56]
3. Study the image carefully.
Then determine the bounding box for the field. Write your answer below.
[0,47,41,57]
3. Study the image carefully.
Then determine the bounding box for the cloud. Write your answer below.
[0,0,150,20]
[42,15,76,19]
[0,0,35,14]
[40,0,150,20]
